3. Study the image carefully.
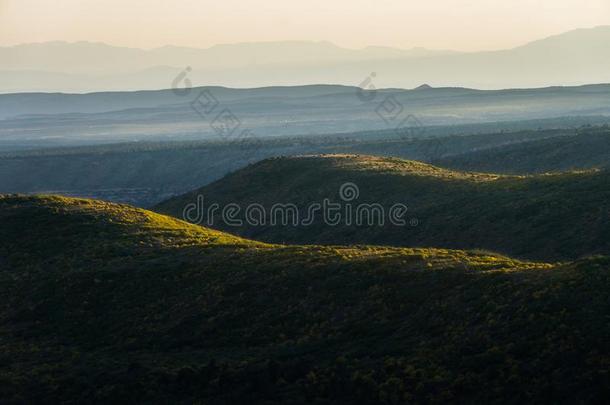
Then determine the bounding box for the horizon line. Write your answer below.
[2,25,609,54]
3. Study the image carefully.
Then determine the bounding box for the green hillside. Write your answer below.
[3,123,605,207]
[155,154,610,261]
[440,126,610,174]
[1,195,608,403]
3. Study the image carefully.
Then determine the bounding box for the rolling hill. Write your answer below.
[0,194,608,403]
[439,125,610,174]
[5,123,606,207]
[155,154,610,261]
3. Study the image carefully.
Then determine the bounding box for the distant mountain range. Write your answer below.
[0,40,457,73]
[1,26,610,92]
[2,83,610,151]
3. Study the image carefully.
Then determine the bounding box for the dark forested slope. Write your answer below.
[0,195,608,403]
[156,154,610,261]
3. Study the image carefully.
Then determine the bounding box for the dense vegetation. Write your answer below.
[156,154,610,261]
[0,195,608,403]
[2,123,606,207]
[440,126,610,173]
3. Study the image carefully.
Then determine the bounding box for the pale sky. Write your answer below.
[1,0,609,51]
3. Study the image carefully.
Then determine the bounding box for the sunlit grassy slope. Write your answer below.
[156,154,610,261]
[1,194,530,272]
[1,195,609,403]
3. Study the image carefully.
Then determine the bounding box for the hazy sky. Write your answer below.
[1,0,610,51]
